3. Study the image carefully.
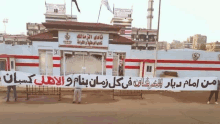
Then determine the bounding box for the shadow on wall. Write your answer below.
[160,71,178,77]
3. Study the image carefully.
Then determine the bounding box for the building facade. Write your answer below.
[183,41,193,49]
[170,40,184,49]
[192,34,207,50]
[111,8,133,40]
[131,28,157,50]
[157,41,167,50]
[26,23,47,36]
[187,36,193,43]
[206,41,220,52]
[0,21,220,79]
[45,3,77,22]
[2,34,30,45]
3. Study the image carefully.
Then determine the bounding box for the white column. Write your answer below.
[63,52,66,76]
[46,51,48,76]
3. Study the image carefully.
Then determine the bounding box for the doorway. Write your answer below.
[144,63,154,77]
[112,52,126,76]
[39,50,53,75]
[62,51,106,75]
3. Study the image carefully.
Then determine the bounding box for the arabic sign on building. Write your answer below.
[1,71,219,91]
[114,8,132,18]
[59,31,109,47]
[77,34,103,46]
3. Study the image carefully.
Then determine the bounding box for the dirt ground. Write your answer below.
[0,88,220,124]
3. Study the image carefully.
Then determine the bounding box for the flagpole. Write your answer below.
[97,4,102,23]
[113,4,114,14]
[71,1,72,21]
[154,0,161,77]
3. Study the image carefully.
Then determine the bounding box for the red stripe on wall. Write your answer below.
[124,66,140,69]
[16,63,39,67]
[113,58,220,64]
[0,54,39,59]
[125,59,220,64]
[157,60,220,64]
[14,55,39,59]
[156,66,220,71]
[125,59,142,62]
[53,57,61,60]
[142,62,145,77]
[53,64,61,67]
[106,58,113,61]
[106,65,113,68]
[7,57,10,71]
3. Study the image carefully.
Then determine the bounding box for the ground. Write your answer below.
[0,87,220,124]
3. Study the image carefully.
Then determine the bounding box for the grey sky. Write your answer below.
[0,0,219,43]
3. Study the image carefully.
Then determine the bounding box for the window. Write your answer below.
[54,9,58,13]
[11,61,14,70]
[146,66,152,72]
[0,60,6,71]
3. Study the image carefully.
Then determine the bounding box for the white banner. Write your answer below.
[1,71,219,91]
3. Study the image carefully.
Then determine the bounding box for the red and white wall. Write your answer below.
[1,41,220,78]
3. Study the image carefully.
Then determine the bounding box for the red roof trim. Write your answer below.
[28,32,58,41]
[43,21,122,32]
[110,34,135,45]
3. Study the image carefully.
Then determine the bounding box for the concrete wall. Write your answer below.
[0,44,39,74]
[126,49,220,77]
[32,41,60,76]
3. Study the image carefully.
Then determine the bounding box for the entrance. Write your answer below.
[39,50,53,75]
[144,63,154,77]
[62,51,106,75]
[112,52,125,76]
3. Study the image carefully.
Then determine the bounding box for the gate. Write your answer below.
[62,52,105,75]
[39,50,53,75]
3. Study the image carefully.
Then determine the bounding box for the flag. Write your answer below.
[101,0,113,13]
[72,0,80,12]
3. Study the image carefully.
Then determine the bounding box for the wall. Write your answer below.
[32,41,60,76]
[0,44,39,74]
[126,49,220,78]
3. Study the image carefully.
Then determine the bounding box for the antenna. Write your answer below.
[3,18,8,35]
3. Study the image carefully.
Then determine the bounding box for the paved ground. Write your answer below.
[0,90,220,124]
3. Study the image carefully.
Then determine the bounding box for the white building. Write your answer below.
[0,21,219,78]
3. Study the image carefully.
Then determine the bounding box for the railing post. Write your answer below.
[113,89,114,100]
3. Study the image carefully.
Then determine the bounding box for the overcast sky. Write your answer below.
[0,0,219,43]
